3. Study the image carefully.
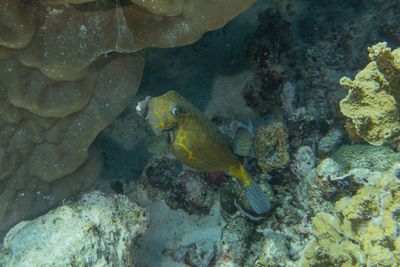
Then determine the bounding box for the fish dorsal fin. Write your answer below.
[231,128,253,156]
[144,134,171,156]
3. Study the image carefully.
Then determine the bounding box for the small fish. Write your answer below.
[136,90,271,214]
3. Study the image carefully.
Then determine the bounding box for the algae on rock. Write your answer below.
[339,42,400,145]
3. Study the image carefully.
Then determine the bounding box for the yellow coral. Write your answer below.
[299,168,400,267]
[339,42,400,145]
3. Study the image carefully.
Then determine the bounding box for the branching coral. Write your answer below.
[339,42,400,145]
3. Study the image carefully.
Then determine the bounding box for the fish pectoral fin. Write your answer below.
[144,134,171,156]
[231,128,253,156]
[244,182,271,214]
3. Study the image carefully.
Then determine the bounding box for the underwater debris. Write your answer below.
[0,191,149,266]
[340,42,400,145]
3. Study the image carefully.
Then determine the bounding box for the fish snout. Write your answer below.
[136,96,151,119]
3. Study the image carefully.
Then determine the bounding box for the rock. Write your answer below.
[317,129,343,157]
[0,191,149,266]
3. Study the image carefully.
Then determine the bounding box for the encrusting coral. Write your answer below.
[299,165,400,266]
[0,0,255,235]
[339,42,400,145]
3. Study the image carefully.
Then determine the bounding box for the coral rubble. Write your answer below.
[340,42,400,145]
[0,191,149,266]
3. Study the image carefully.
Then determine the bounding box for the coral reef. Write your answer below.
[317,129,343,157]
[340,42,400,145]
[217,216,255,266]
[332,144,400,173]
[164,241,219,267]
[287,107,320,148]
[290,146,316,180]
[44,1,400,266]
[0,191,149,266]
[0,0,256,235]
[204,71,258,121]
[313,143,400,202]
[255,230,291,266]
[243,9,293,115]
[0,53,143,235]
[254,122,289,172]
[139,157,217,215]
[299,166,400,266]
[124,159,225,267]
[9,0,257,80]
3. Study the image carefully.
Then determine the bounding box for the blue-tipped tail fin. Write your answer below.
[244,182,271,214]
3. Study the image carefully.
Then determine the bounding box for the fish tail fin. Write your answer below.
[244,182,271,214]
[228,164,271,214]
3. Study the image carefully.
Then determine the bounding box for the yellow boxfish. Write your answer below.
[136,90,271,214]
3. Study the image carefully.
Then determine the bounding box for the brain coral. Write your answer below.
[0,0,255,234]
[339,42,400,145]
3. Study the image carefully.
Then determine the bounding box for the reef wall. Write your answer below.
[0,0,255,235]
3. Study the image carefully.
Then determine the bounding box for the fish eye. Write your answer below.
[171,107,182,116]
